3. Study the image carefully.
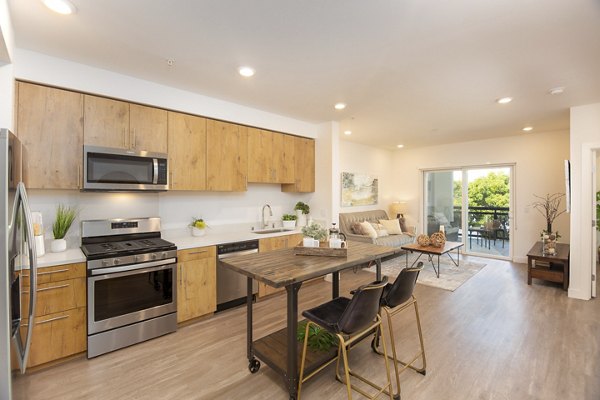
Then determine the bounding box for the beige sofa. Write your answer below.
[339,210,416,249]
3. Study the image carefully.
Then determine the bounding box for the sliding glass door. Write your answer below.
[424,165,513,259]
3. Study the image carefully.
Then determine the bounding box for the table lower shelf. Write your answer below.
[253,323,338,379]
[530,263,564,283]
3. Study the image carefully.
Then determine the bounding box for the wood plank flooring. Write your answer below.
[12,256,600,400]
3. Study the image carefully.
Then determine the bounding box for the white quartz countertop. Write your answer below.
[162,224,303,250]
[36,224,304,267]
[36,248,86,268]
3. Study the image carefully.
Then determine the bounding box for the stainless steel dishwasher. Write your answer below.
[216,240,259,312]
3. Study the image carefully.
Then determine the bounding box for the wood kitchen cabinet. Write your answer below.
[18,262,87,368]
[281,136,315,193]
[257,233,303,298]
[84,94,168,153]
[206,120,248,191]
[177,246,217,323]
[167,111,207,190]
[247,128,294,184]
[16,82,84,189]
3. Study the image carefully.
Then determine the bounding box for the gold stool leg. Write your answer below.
[338,335,354,400]
[412,298,427,374]
[297,321,312,400]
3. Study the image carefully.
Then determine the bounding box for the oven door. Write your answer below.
[87,259,177,335]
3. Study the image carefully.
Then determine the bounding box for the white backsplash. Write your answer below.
[26,184,313,248]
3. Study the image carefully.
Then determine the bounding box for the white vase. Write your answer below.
[51,238,67,253]
[282,220,296,229]
[296,210,307,227]
[191,227,206,237]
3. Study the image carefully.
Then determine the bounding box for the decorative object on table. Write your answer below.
[51,204,78,253]
[328,222,347,248]
[341,172,378,207]
[282,213,297,229]
[297,321,339,352]
[301,222,328,242]
[389,201,407,218]
[429,231,446,248]
[294,201,310,227]
[531,193,566,255]
[416,234,430,247]
[189,217,207,237]
[297,223,346,256]
[31,211,45,257]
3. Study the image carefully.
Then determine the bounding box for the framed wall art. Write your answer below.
[341,172,378,207]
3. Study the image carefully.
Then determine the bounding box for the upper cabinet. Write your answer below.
[247,128,294,184]
[167,111,207,190]
[206,120,248,191]
[83,95,167,154]
[282,136,315,193]
[16,82,83,189]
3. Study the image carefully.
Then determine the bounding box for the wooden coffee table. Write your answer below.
[527,242,570,290]
[401,241,464,278]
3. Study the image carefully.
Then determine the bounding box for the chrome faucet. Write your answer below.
[262,204,273,229]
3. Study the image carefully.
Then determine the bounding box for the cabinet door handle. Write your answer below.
[37,268,70,276]
[21,314,70,327]
[77,165,81,189]
[22,283,70,294]
[187,251,207,255]
[132,128,136,149]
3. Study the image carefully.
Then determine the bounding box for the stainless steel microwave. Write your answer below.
[83,146,168,191]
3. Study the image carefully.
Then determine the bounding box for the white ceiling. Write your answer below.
[8,0,600,149]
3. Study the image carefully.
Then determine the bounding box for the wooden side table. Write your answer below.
[527,242,570,290]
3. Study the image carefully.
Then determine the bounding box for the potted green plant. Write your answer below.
[189,217,208,237]
[294,201,310,227]
[282,213,297,229]
[301,222,328,247]
[51,204,78,253]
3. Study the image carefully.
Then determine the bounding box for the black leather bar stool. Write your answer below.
[298,278,393,400]
[372,262,426,400]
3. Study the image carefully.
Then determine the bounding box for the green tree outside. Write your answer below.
[453,172,509,207]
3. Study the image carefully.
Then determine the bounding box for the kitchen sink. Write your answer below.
[251,228,292,234]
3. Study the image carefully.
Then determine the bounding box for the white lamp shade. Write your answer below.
[389,201,407,218]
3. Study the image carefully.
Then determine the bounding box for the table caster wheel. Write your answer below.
[248,359,260,373]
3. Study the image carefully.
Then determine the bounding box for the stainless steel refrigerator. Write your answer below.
[1,128,38,399]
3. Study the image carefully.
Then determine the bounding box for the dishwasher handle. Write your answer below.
[218,249,259,260]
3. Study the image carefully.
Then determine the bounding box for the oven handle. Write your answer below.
[90,258,176,276]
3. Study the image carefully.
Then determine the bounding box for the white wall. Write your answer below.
[0,0,14,129]
[570,103,600,300]
[391,130,570,263]
[338,140,395,216]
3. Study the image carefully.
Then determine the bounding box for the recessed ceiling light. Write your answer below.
[238,66,255,77]
[496,97,513,104]
[549,87,565,95]
[397,144,404,148]
[334,103,346,110]
[42,0,76,14]
[522,126,533,132]
[344,130,352,135]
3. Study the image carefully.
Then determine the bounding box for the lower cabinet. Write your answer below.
[177,246,217,323]
[18,262,87,368]
[258,234,303,298]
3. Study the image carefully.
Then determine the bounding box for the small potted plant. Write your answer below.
[189,217,208,237]
[282,214,297,229]
[51,204,78,253]
[294,201,310,227]
[301,222,328,247]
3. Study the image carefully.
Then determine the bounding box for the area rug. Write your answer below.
[367,252,487,292]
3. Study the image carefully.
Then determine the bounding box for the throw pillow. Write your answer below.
[359,221,378,239]
[379,219,402,235]
[398,217,409,233]
[369,222,389,238]
[351,222,364,235]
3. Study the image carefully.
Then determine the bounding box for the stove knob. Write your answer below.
[113,258,120,265]
[151,253,157,260]
[162,252,168,258]
[102,260,109,267]
[134,255,139,263]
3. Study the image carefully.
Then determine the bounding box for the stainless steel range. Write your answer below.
[80,217,177,358]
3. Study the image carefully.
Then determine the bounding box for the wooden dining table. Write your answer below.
[220,240,401,400]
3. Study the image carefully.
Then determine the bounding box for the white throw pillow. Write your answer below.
[359,221,378,239]
[379,219,402,235]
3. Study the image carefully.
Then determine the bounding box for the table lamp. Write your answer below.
[389,201,407,219]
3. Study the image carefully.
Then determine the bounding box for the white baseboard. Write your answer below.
[568,287,592,300]
[513,256,527,264]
